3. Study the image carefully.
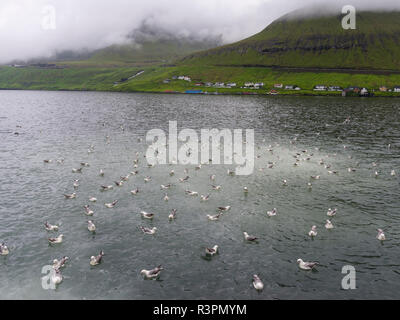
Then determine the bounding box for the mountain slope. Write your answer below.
[181,9,400,71]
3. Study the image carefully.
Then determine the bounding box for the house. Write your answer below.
[269,89,278,95]
[214,82,225,87]
[360,88,369,96]
[314,85,327,91]
[205,82,213,87]
[178,76,185,80]
[183,76,191,82]
[254,82,264,88]
[274,84,283,88]
[394,86,400,92]
[294,86,301,91]
[328,86,342,91]
[227,83,237,87]
[194,82,204,86]
[285,85,294,90]
[379,86,388,92]
[244,82,254,87]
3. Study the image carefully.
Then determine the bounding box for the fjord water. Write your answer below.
[0,90,399,300]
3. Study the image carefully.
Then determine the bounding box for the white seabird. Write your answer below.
[186,190,198,196]
[325,220,334,229]
[84,205,94,216]
[207,213,222,221]
[243,232,258,242]
[87,220,96,232]
[144,176,151,183]
[179,176,189,183]
[267,208,277,217]
[169,170,175,176]
[0,243,9,256]
[114,181,123,187]
[218,206,231,212]
[89,197,97,202]
[297,259,318,270]
[72,168,82,173]
[163,194,169,201]
[391,170,396,176]
[73,180,79,189]
[140,226,157,235]
[243,187,249,193]
[99,169,105,177]
[141,211,154,219]
[52,256,69,269]
[161,184,172,190]
[131,188,139,195]
[51,268,63,285]
[44,222,59,231]
[377,229,386,241]
[252,275,264,291]
[200,194,210,202]
[105,200,118,208]
[327,208,337,217]
[100,185,113,191]
[212,185,222,191]
[64,193,76,199]
[168,209,177,220]
[205,245,219,256]
[308,226,318,237]
[141,265,163,279]
[48,234,63,244]
[90,251,104,266]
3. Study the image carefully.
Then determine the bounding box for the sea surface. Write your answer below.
[0,90,399,299]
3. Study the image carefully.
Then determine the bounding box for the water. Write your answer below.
[0,90,399,300]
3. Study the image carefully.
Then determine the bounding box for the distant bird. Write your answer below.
[205,245,219,256]
[311,175,320,180]
[179,176,189,183]
[207,213,221,221]
[120,174,130,181]
[0,243,9,256]
[87,220,96,232]
[327,208,337,217]
[84,205,94,216]
[131,188,139,195]
[114,181,123,187]
[267,208,277,217]
[227,169,235,176]
[80,162,90,167]
[252,275,264,291]
[44,222,59,231]
[297,259,318,270]
[89,197,97,202]
[43,159,52,163]
[282,179,288,186]
[186,190,198,196]
[141,211,154,219]
[53,256,69,270]
[163,194,169,201]
[130,170,139,175]
[169,170,175,176]
[308,226,318,237]
[64,193,76,199]
[374,171,379,177]
[144,176,151,183]
[90,251,104,266]
[243,187,249,193]
[218,206,231,212]
[243,232,258,242]
[105,200,118,208]
[72,168,82,173]
[73,180,79,189]
[325,220,334,229]
[140,226,157,235]
[195,164,202,170]
[200,194,210,202]
[211,185,222,191]
[210,175,216,181]
[307,182,312,189]
[161,184,172,190]
[347,168,356,173]
[51,268,63,285]
[168,209,177,220]
[377,229,386,241]
[101,185,113,191]
[141,265,163,279]
[391,170,396,176]
[48,234,63,244]
[99,169,105,176]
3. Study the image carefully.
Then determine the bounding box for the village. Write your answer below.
[163,75,400,97]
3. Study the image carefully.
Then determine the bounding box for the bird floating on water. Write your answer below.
[163,194,169,201]
[308,226,318,237]
[84,205,94,216]
[200,194,210,202]
[218,206,231,212]
[48,234,63,244]
[87,220,96,232]
[90,251,104,266]
[99,169,105,176]
[377,229,386,241]
[140,226,157,235]
[311,175,320,180]
[80,162,90,167]
[212,185,221,191]
[186,190,198,196]
[391,170,396,176]
[144,176,151,183]
[327,208,337,217]
[44,222,59,231]
[161,184,172,190]
[141,265,163,279]
[252,275,264,291]
[141,211,154,219]
[101,185,113,191]
[131,188,139,195]
[64,193,76,199]
[169,209,177,220]
[243,187,248,193]
[105,200,118,208]
[114,181,123,187]
[169,170,175,176]
[205,245,219,256]
[243,232,258,242]
[73,180,79,189]
[179,176,189,183]
[89,197,97,202]
[207,213,222,221]
[0,243,9,256]
[53,256,69,270]
[72,168,82,173]
[297,259,318,270]
[325,220,334,229]
[267,208,277,217]
[51,268,63,285]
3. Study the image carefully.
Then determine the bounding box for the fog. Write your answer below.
[1,0,400,64]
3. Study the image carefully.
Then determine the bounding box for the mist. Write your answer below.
[1,0,400,64]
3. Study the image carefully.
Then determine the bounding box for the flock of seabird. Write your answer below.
[1,118,396,294]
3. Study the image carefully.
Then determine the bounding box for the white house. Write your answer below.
[394,86,400,92]
[314,85,327,91]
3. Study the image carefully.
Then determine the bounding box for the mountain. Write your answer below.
[181,9,400,71]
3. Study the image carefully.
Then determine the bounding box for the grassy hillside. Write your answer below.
[182,10,400,71]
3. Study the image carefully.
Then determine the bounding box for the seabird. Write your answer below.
[80,162,90,167]
[90,251,104,266]
[218,206,231,212]
[308,226,318,237]
[163,194,169,202]
[160,184,172,190]
[53,256,69,270]
[200,194,210,202]
[131,188,139,195]
[87,220,96,232]
[48,234,64,244]
[73,180,79,189]
[212,185,222,191]
[210,175,216,181]
[179,176,190,183]
[267,208,277,217]
[391,170,396,176]
[43,159,52,163]
[282,179,288,186]
[140,226,157,235]
[114,181,123,187]
[51,268,63,285]
[311,175,320,180]
[44,222,59,231]
[227,169,235,176]
[130,170,139,175]
[169,170,175,176]
[243,187,249,193]
[297,259,318,270]
[0,243,9,256]
[325,220,334,229]
[99,169,105,176]
[64,193,76,199]
[207,213,221,221]
[100,185,113,191]
[141,265,163,279]
[120,174,130,181]
[327,208,337,217]
[168,209,177,220]
[84,205,94,216]
[243,232,258,242]
[105,200,118,208]
[377,229,386,241]
[89,197,97,202]
[144,176,151,183]
[141,211,154,219]
[252,275,264,291]
[205,245,219,256]
[186,190,198,196]
[195,164,202,170]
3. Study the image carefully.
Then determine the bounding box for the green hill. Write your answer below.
[181,9,400,71]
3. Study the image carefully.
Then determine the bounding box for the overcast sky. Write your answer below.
[1,0,400,64]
